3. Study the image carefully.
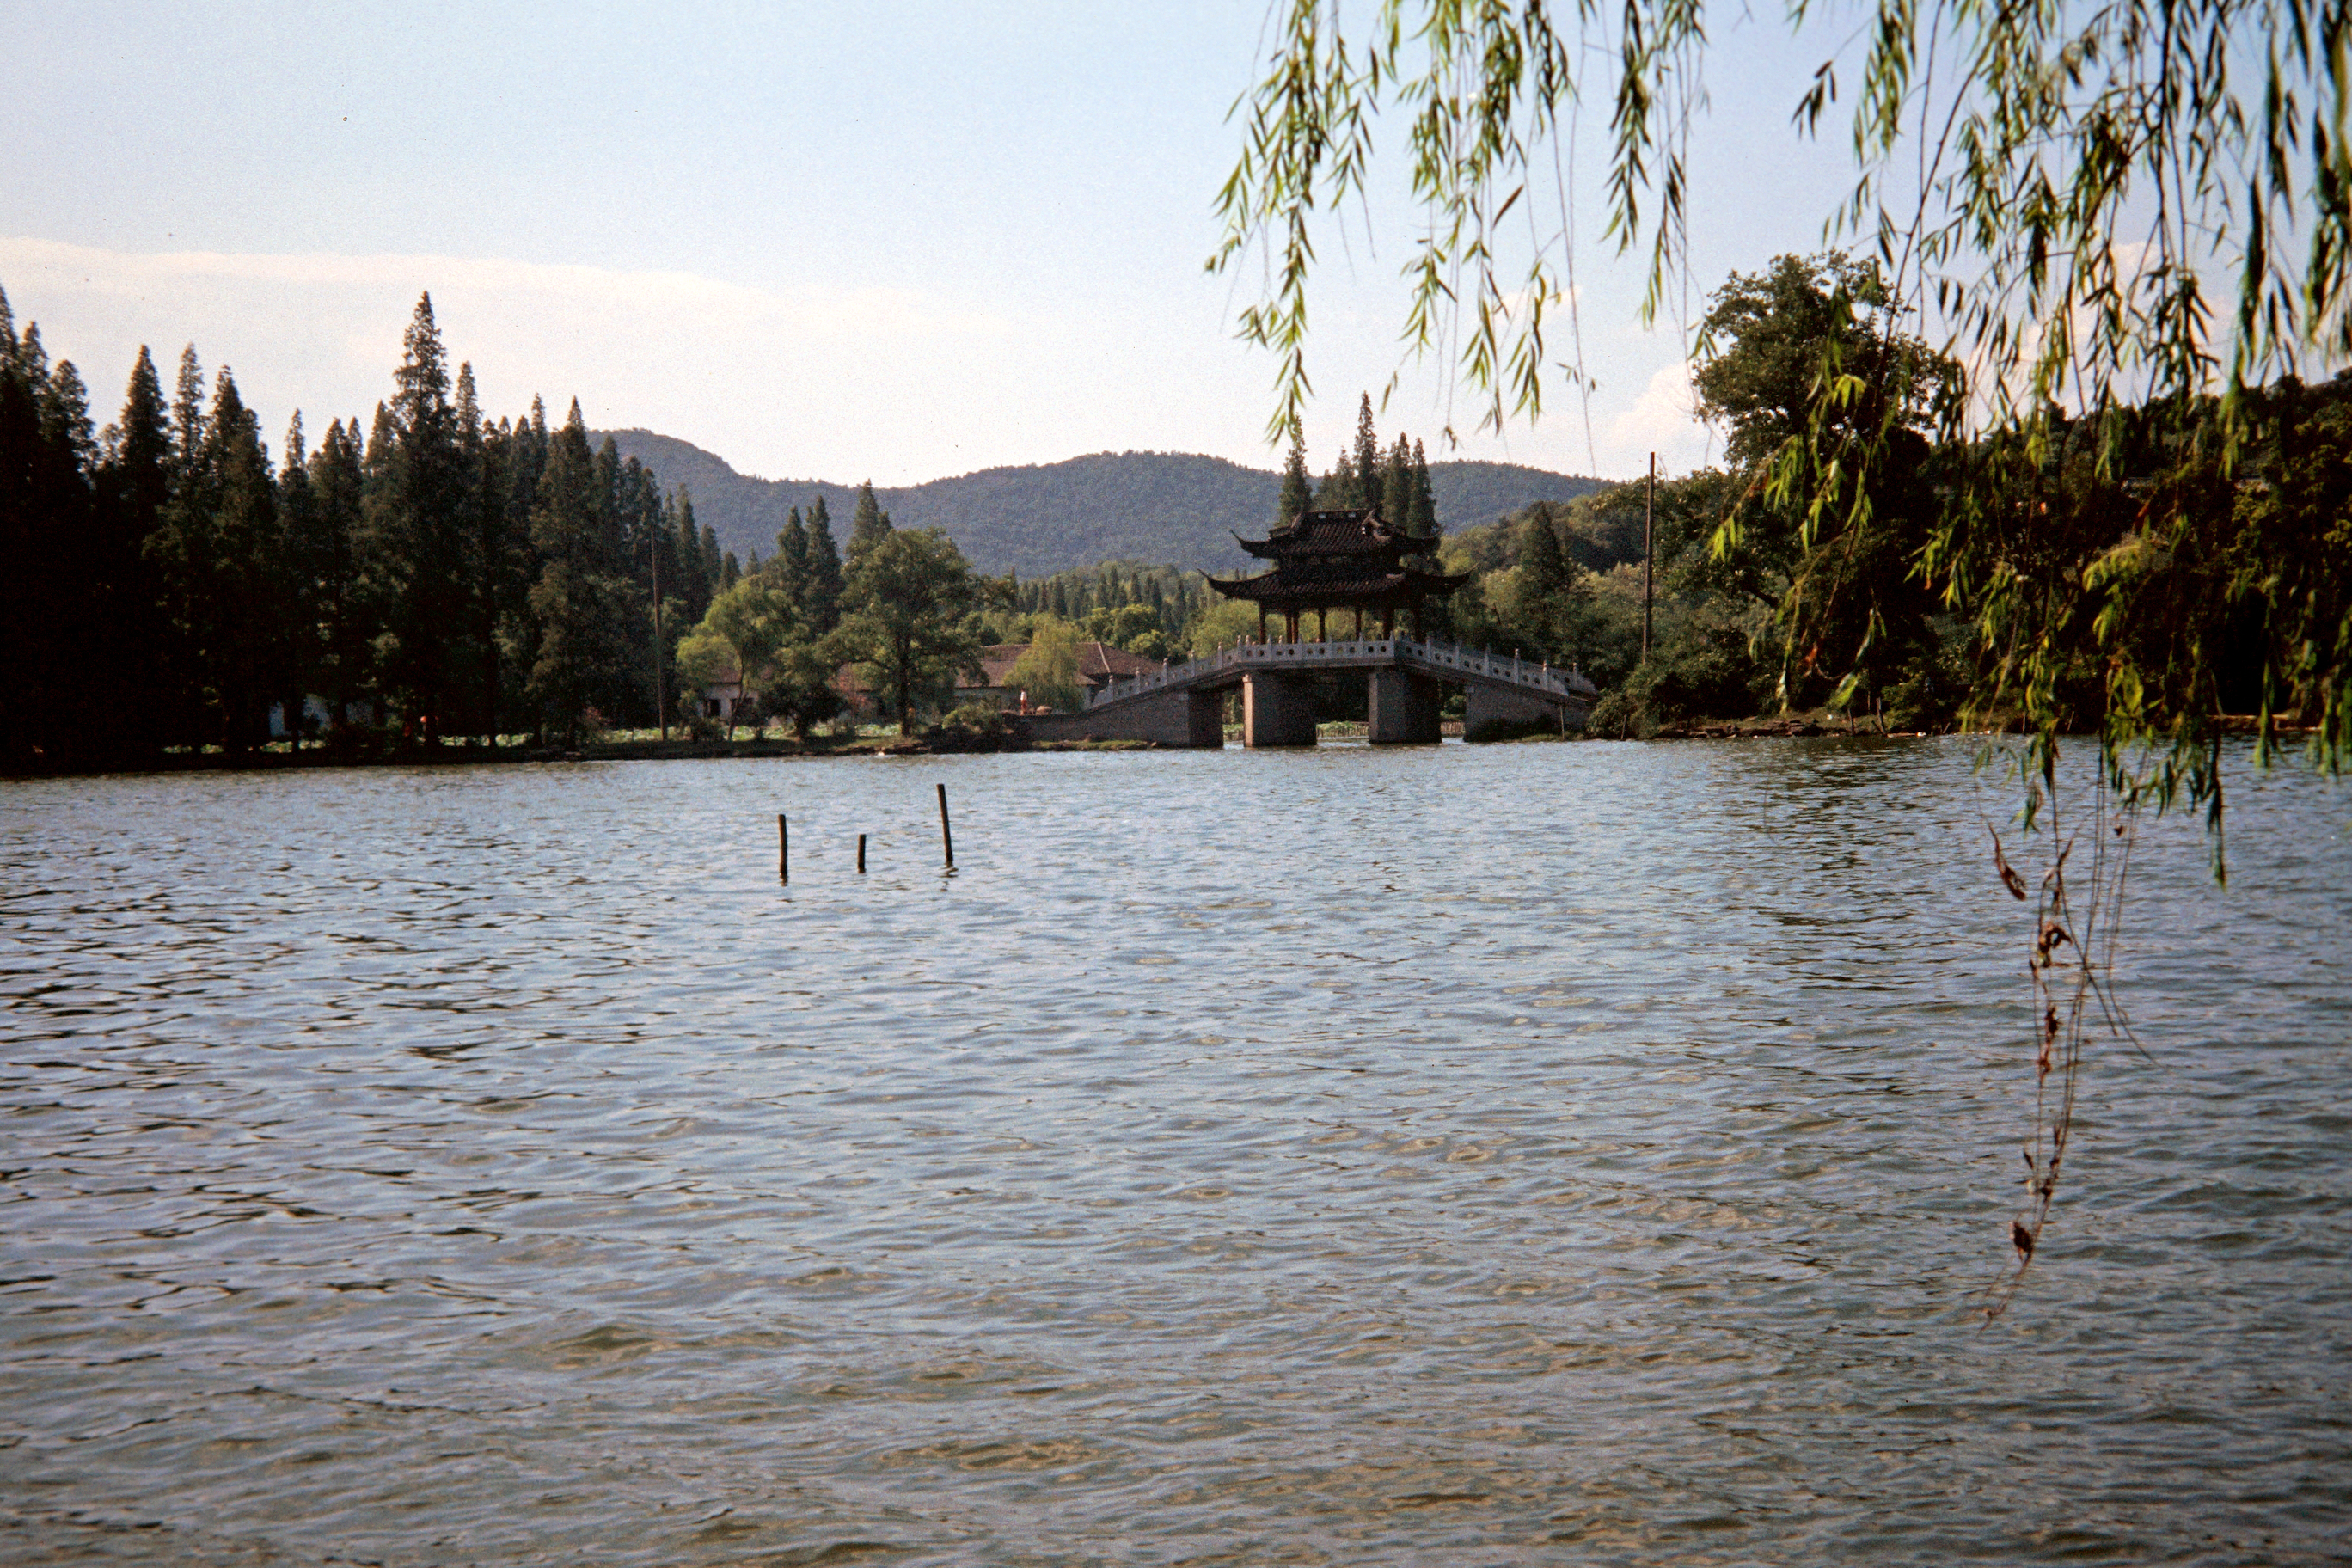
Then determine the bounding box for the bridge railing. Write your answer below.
[1086,637,1597,708]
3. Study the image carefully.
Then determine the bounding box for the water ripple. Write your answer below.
[2,740,2347,1565]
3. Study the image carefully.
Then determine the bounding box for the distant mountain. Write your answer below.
[598,429,1609,577]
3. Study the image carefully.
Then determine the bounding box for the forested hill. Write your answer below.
[600,430,1608,576]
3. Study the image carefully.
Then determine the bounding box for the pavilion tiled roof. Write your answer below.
[1205,562,1468,612]
[1237,506,1421,560]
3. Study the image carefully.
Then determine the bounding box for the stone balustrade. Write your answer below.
[1087,635,1596,710]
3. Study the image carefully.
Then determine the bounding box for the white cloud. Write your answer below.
[0,236,1018,482]
[1602,358,1712,475]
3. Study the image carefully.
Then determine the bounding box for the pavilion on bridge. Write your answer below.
[1207,508,1468,643]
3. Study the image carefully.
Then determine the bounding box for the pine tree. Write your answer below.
[191,370,285,751]
[1516,504,1583,658]
[846,481,891,567]
[170,344,206,477]
[805,493,844,632]
[307,416,371,733]
[1381,433,1413,525]
[359,293,473,743]
[527,401,639,746]
[0,292,101,761]
[1277,418,1312,525]
[494,401,552,733]
[775,504,812,610]
[454,362,499,736]
[93,346,173,751]
[1351,393,1381,509]
[276,412,323,743]
[1314,447,1356,507]
[614,455,665,726]
[671,487,711,622]
[1408,438,1436,538]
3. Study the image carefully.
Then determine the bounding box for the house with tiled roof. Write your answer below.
[830,640,1168,718]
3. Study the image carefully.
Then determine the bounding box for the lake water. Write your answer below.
[3,738,2348,1565]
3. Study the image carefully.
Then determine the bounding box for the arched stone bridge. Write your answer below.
[1018,636,1597,748]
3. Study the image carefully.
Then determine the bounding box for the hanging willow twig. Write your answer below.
[1216,0,2351,1291]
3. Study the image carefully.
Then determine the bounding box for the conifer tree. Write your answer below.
[158,369,286,752]
[1381,433,1413,525]
[805,494,844,632]
[0,292,99,760]
[672,488,711,622]
[360,294,472,743]
[846,481,892,567]
[1351,393,1381,509]
[93,346,173,748]
[170,344,206,478]
[613,454,665,726]
[453,363,501,736]
[527,401,639,747]
[775,504,812,611]
[1407,439,1436,538]
[307,416,371,732]
[275,413,323,742]
[493,401,552,732]
[1314,447,1356,507]
[1277,418,1312,524]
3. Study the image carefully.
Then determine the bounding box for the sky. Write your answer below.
[2,1,1872,487]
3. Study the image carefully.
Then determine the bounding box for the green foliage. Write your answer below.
[836,525,984,736]
[0,286,706,764]
[763,640,848,740]
[1008,615,1086,710]
[1211,0,2352,837]
[1277,419,1312,524]
[845,481,891,567]
[527,402,641,748]
[1212,1,2349,445]
[1185,597,1264,656]
[701,577,796,709]
[1082,602,1167,657]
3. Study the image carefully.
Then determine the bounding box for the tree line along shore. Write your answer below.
[5,252,2346,775]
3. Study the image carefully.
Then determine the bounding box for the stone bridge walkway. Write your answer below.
[1020,635,1598,748]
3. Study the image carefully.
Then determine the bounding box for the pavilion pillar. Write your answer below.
[1367,668,1443,744]
[1243,671,1319,747]
[1353,607,1363,640]
[1258,605,1267,642]
[1317,608,1327,641]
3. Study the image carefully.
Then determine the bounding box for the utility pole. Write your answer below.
[650,529,667,741]
[1642,451,1656,664]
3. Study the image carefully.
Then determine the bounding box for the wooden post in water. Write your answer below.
[778,813,788,883]
[936,782,954,871]
[857,833,867,873]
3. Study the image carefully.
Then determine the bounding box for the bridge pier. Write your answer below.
[1366,669,1442,744]
[1463,680,1577,738]
[1243,671,1319,747]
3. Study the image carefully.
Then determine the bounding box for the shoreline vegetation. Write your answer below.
[8,258,2343,784]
